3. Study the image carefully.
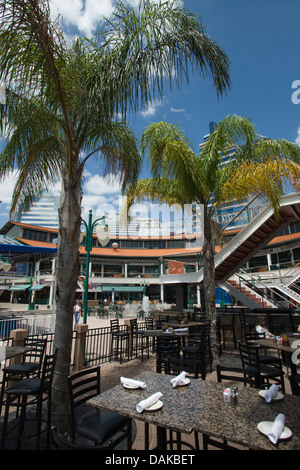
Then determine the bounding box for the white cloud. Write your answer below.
[51,0,169,38]
[83,172,123,196]
[50,0,116,37]
[81,172,123,220]
[139,99,164,118]
[171,107,186,113]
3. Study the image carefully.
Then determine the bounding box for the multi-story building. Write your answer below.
[1,122,300,310]
[18,189,60,229]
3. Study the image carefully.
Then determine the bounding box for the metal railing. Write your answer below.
[0,321,144,372]
[0,314,55,339]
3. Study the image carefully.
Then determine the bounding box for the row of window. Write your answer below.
[20,220,300,249]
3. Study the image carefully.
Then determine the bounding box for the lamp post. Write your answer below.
[81,210,110,324]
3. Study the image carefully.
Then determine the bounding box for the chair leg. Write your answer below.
[127,420,132,450]
[0,396,11,449]
[145,423,149,450]
[0,373,6,417]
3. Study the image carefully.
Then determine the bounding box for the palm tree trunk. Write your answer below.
[202,209,219,363]
[51,173,82,432]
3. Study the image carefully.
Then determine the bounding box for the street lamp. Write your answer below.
[0,255,12,271]
[81,210,110,324]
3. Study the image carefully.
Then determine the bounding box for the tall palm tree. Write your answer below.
[125,115,300,361]
[0,0,231,431]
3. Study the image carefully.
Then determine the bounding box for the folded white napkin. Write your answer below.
[265,384,279,403]
[174,328,188,333]
[171,371,187,388]
[120,377,146,389]
[136,392,163,413]
[268,414,286,444]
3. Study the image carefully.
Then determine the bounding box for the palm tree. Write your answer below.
[125,115,300,362]
[0,0,231,431]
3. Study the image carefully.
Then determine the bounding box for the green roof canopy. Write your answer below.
[31,284,48,291]
[9,285,30,291]
[96,286,144,293]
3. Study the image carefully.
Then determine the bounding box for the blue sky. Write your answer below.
[0,0,300,229]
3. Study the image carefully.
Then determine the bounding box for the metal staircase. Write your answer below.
[160,194,300,303]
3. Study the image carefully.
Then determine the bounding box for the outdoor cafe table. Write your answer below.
[1,346,29,361]
[253,337,299,374]
[87,370,300,450]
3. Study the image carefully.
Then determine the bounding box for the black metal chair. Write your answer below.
[238,342,286,392]
[266,313,285,335]
[187,322,213,373]
[222,313,237,349]
[0,337,47,416]
[239,312,255,342]
[145,317,156,352]
[68,366,134,450]
[130,318,149,361]
[51,427,111,450]
[216,364,257,387]
[110,319,129,363]
[166,356,200,379]
[0,350,58,450]
[182,327,206,379]
[244,331,282,367]
[155,336,181,373]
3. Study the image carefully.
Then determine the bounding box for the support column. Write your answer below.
[9,329,28,365]
[74,324,88,372]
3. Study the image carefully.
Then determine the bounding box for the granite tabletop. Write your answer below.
[87,370,300,450]
[2,346,29,360]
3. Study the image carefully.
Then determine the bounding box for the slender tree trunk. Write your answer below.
[51,171,82,432]
[202,209,219,363]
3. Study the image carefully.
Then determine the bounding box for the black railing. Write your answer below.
[0,322,151,373]
[84,326,113,367]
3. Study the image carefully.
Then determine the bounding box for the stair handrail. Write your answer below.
[280,261,300,285]
[233,270,275,307]
[278,280,300,299]
[235,269,298,308]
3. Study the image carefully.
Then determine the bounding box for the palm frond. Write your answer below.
[94,0,231,118]
[220,158,300,216]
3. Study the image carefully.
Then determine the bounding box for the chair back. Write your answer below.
[159,314,170,323]
[188,327,206,349]
[156,336,181,360]
[23,337,47,375]
[40,349,58,388]
[216,364,257,387]
[130,318,138,331]
[110,319,120,333]
[244,331,265,344]
[238,342,260,368]
[145,318,154,329]
[194,311,206,322]
[68,366,101,442]
[166,357,199,379]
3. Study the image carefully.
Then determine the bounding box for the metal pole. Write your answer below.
[83,210,92,324]
[82,211,107,324]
